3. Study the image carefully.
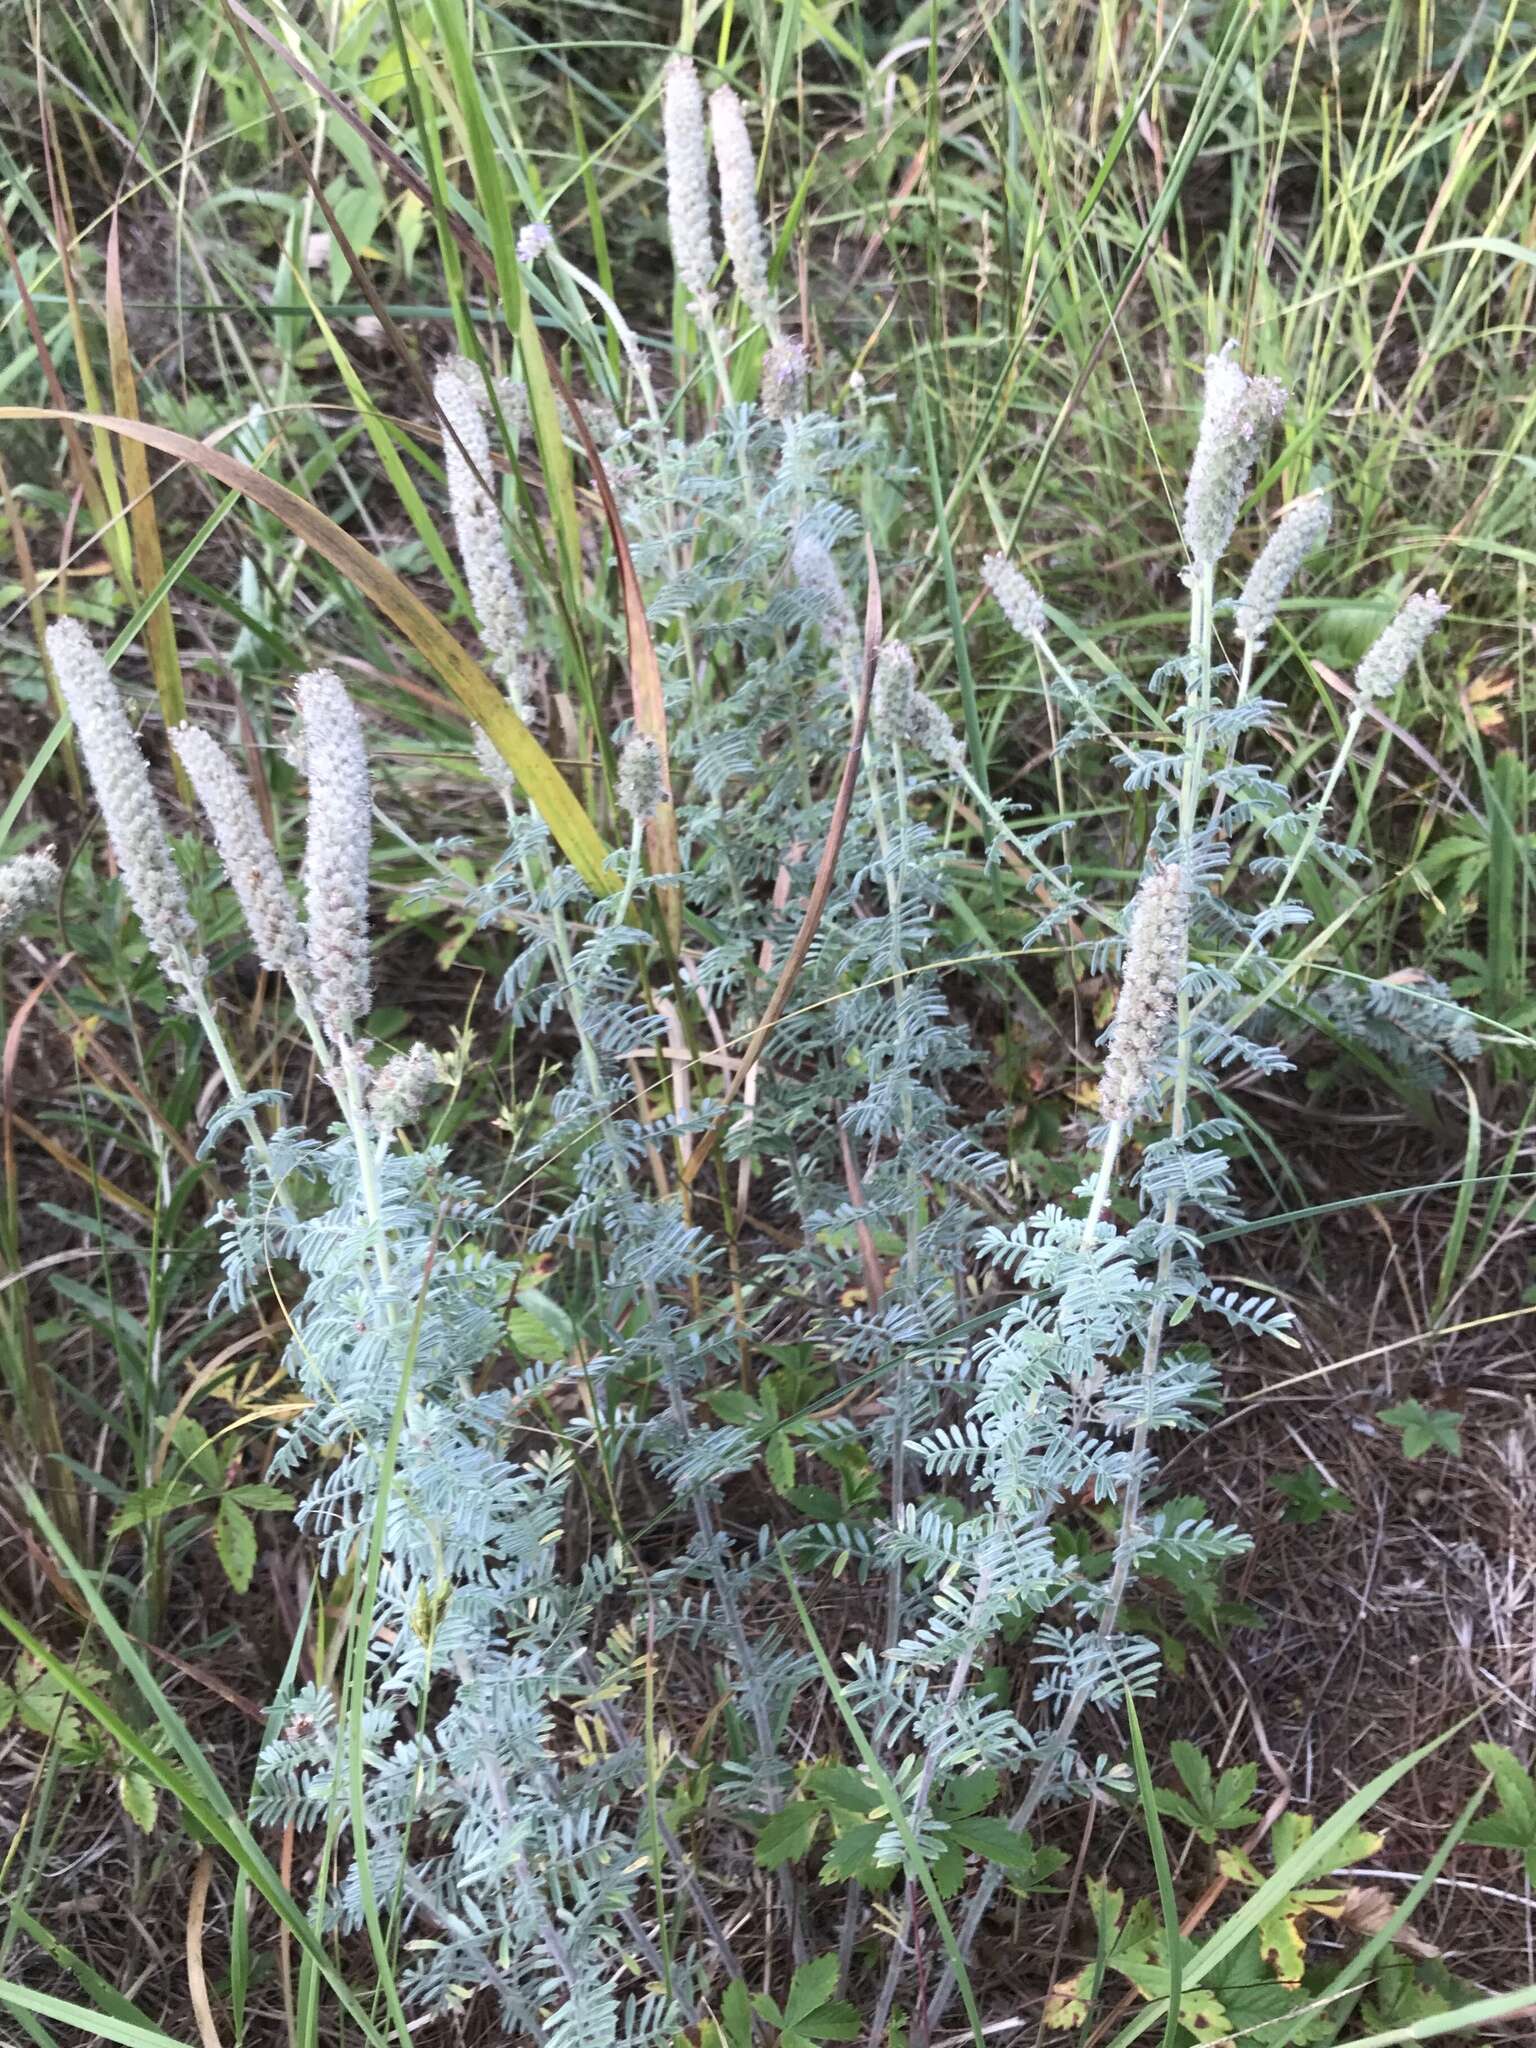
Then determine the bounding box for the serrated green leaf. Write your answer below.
[1378,1400,1463,1460]
[1470,1742,1536,1841]
[784,1955,839,2028]
[765,1429,796,1496]
[228,1483,292,1512]
[108,1479,201,1540]
[951,1815,1040,1874]
[117,1770,158,1834]
[213,1498,257,1595]
[755,1800,821,1869]
[939,1768,998,1817]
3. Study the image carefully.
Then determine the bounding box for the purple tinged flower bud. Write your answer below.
[172,724,309,992]
[1183,343,1288,573]
[1099,863,1188,1126]
[663,56,715,311]
[981,552,1047,642]
[516,221,554,264]
[1353,590,1449,702]
[1234,491,1332,651]
[0,849,59,943]
[294,670,371,1044]
[45,619,205,998]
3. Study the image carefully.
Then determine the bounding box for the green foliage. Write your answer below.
[1271,1467,1354,1525]
[1377,1401,1464,1461]
[1465,1743,1536,1880]
[1152,1744,1262,1844]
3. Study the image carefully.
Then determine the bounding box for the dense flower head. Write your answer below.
[1234,491,1332,650]
[760,335,808,419]
[1183,343,1288,573]
[872,639,966,772]
[0,849,59,943]
[1353,590,1449,701]
[1098,863,1189,1125]
[516,221,554,264]
[616,733,667,825]
[434,359,533,718]
[173,724,310,991]
[982,552,1048,642]
[662,55,715,308]
[368,1042,441,1134]
[46,619,204,998]
[294,670,372,1044]
[709,83,776,334]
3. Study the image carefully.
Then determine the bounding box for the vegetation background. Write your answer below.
[1,0,1534,2042]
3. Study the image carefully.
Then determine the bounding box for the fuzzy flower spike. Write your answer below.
[46,619,205,1000]
[982,552,1048,643]
[1183,343,1288,574]
[434,359,534,720]
[1098,863,1188,1126]
[172,725,311,994]
[1234,490,1332,652]
[662,55,715,313]
[0,849,59,944]
[709,83,778,337]
[1353,590,1449,702]
[294,670,372,1045]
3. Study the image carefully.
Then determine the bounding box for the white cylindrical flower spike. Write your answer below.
[871,640,966,772]
[1353,590,1449,702]
[616,733,666,825]
[0,849,59,943]
[1234,491,1332,651]
[294,670,372,1044]
[46,619,205,998]
[662,55,715,311]
[1099,863,1188,1125]
[434,359,533,717]
[709,83,777,335]
[1183,343,1288,574]
[760,335,807,418]
[791,531,857,645]
[368,1042,440,1134]
[172,725,310,992]
[981,552,1048,642]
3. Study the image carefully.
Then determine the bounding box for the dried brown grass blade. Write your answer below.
[682,538,882,1187]
[186,1848,223,2048]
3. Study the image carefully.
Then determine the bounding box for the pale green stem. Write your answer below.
[924,566,1218,2045]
